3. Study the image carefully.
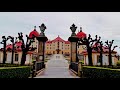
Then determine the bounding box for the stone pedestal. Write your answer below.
[68,36,79,70]
[36,36,48,68]
[68,37,79,62]
[78,62,83,77]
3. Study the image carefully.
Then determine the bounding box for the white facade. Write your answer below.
[0,51,32,64]
[84,53,117,65]
[94,55,97,65]
[85,56,88,65]
[6,52,12,63]
[0,52,3,63]
[102,54,108,65]
[25,54,32,64]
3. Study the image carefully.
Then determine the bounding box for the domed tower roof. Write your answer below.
[76,27,87,39]
[29,26,40,38]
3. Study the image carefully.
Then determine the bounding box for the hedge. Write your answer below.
[82,66,120,78]
[0,63,19,67]
[0,66,31,78]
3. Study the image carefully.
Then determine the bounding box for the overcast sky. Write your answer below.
[0,12,120,54]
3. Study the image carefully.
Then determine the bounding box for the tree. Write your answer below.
[0,36,9,64]
[93,36,103,66]
[18,32,36,66]
[105,40,117,66]
[78,34,98,66]
[7,36,18,64]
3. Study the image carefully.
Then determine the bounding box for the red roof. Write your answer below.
[76,27,87,38]
[52,35,65,42]
[92,43,110,52]
[6,41,22,51]
[46,40,52,44]
[6,44,12,50]
[65,41,70,44]
[15,41,22,51]
[81,43,117,55]
[29,29,40,38]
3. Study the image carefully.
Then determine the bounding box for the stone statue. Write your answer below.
[70,24,77,37]
[39,23,46,37]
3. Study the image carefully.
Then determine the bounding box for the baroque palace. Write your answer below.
[28,27,86,60]
[0,27,119,65]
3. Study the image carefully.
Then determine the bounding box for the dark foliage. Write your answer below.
[83,66,120,78]
[0,66,31,78]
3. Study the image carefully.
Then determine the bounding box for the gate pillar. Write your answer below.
[68,24,79,69]
[36,24,48,68]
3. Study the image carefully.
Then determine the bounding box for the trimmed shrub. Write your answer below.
[82,66,120,78]
[117,61,120,66]
[0,66,31,78]
[79,60,84,64]
[0,63,19,67]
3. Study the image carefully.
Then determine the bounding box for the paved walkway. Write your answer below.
[35,54,79,78]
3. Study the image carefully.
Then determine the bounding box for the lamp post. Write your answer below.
[7,36,17,64]
[36,23,48,68]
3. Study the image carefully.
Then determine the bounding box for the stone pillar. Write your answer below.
[68,24,79,71]
[68,37,78,62]
[36,36,48,67]
[78,62,83,77]
[36,24,48,68]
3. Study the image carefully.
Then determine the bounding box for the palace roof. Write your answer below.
[81,43,117,55]
[52,35,65,42]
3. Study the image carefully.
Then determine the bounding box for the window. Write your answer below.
[97,55,100,63]
[15,54,19,61]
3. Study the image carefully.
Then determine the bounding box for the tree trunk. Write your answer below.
[87,47,93,66]
[21,51,27,66]
[11,44,14,64]
[3,42,6,64]
[100,52,103,66]
[109,49,112,66]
